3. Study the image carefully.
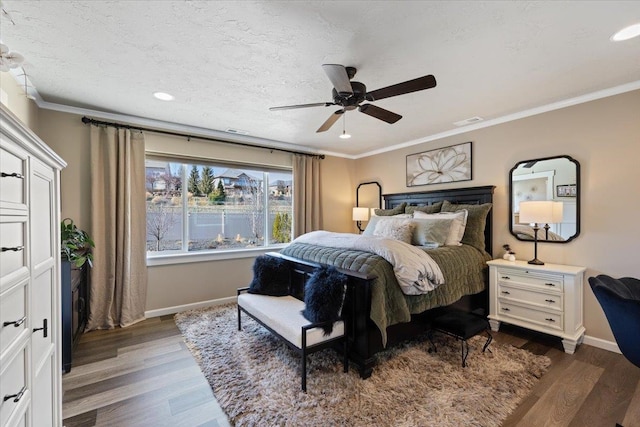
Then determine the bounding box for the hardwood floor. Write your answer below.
[62,316,640,427]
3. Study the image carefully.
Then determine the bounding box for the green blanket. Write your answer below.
[280,243,490,345]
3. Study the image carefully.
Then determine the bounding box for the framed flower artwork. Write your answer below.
[406,142,472,186]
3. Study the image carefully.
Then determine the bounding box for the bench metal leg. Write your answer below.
[237,305,242,331]
[301,331,307,392]
[343,339,349,373]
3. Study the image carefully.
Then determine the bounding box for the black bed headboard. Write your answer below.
[383,185,495,255]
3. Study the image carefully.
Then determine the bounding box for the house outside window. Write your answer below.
[145,158,292,256]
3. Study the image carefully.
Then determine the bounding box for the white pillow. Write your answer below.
[362,214,411,236]
[413,210,468,246]
[372,218,415,244]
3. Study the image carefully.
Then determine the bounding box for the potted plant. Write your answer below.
[61,218,94,268]
[60,218,94,372]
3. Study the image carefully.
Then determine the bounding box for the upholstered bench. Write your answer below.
[237,289,348,392]
[428,310,492,367]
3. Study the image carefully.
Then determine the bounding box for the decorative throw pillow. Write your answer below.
[410,217,455,247]
[247,255,290,296]
[362,214,411,236]
[405,201,443,215]
[373,218,415,244]
[441,200,492,251]
[414,210,468,246]
[301,266,347,335]
[373,202,407,216]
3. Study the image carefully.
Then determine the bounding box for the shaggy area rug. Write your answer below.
[175,304,550,427]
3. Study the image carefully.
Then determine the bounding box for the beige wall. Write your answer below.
[355,89,640,342]
[1,72,40,132]
[11,88,638,343]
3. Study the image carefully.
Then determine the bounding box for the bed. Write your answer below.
[275,185,495,378]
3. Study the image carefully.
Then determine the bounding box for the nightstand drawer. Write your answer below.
[497,283,563,312]
[497,301,563,331]
[496,267,563,292]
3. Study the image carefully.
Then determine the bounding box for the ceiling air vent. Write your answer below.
[453,116,484,127]
[225,128,250,135]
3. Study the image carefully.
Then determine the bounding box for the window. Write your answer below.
[145,158,292,257]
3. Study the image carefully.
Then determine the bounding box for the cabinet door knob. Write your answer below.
[1,172,24,179]
[3,316,26,327]
[33,318,48,337]
[502,307,510,312]
[545,299,556,303]
[545,318,556,322]
[1,246,24,252]
[3,386,26,403]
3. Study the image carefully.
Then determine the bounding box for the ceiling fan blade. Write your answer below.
[365,74,436,101]
[359,104,402,124]
[269,102,334,111]
[316,109,344,133]
[322,64,353,95]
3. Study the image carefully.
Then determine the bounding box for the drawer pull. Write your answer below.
[545,318,556,322]
[501,291,510,295]
[502,307,510,312]
[544,283,556,287]
[1,246,24,252]
[501,276,511,280]
[3,316,26,328]
[3,386,26,403]
[1,172,24,179]
[33,318,48,338]
[545,299,556,303]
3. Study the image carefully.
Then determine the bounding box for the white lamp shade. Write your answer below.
[519,201,563,224]
[352,207,369,221]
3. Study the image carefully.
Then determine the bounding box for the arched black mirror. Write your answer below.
[509,155,580,243]
[354,181,382,232]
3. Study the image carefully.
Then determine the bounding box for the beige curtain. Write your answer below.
[87,126,148,330]
[292,154,322,237]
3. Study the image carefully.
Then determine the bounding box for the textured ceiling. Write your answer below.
[1,1,640,157]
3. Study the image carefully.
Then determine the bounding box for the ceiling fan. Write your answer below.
[269,64,436,133]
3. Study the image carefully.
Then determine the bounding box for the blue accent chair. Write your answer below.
[588,275,640,368]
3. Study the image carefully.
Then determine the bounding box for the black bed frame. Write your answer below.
[273,185,495,378]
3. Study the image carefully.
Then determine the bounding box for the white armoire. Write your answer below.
[1,104,66,426]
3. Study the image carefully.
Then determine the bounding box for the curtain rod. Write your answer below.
[80,116,325,159]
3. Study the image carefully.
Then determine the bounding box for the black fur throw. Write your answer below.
[248,255,290,296]
[301,266,347,335]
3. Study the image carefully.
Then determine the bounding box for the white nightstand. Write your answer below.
[487,259,586,354]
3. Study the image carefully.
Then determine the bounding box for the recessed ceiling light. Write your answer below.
[611,23,640,41]
[153,91,174,101]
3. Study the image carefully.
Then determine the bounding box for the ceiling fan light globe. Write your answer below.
[339,131,351,139]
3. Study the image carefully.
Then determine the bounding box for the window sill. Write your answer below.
[146,244,288,267]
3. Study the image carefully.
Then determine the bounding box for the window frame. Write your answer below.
[145,154,292,265]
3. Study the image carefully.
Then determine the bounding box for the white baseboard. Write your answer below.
[144,296,237,318]
[582,334,621,354]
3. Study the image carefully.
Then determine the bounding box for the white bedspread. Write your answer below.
[290,231,445,295]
